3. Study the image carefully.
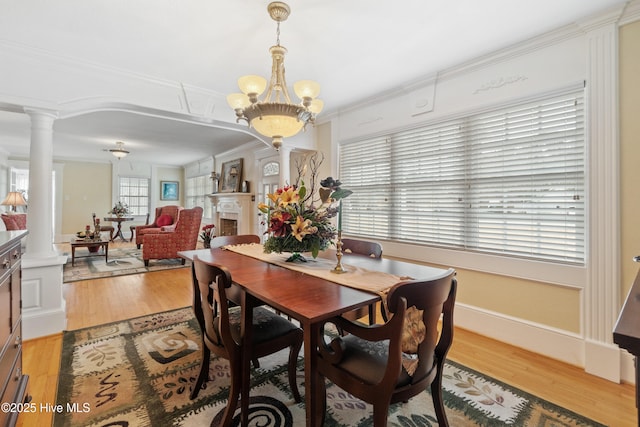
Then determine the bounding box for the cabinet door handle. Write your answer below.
[2,259,9,269]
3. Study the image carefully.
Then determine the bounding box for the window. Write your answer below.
[340,89,585,264]
[118,177,149,216]
[186,175,212,218]
[10,168,29,202]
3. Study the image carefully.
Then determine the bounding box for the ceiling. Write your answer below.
[0,0,628,166]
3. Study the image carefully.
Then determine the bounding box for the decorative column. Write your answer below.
[279,146,291,187]
[582,16,622,382]
[21,108,67,339]
[24,109,57,258]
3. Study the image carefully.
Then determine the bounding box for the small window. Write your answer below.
[118,177,149,216]
[186,175,212,218]
[263,162,280,177]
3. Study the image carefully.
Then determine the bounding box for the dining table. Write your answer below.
[178,243,450,427]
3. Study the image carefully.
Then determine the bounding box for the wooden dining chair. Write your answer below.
[341,238,383,325]
[209,234,263,367]
[209,234,260,306]
[315,268,457,427]
[92,213,114,241]
[209,234,260,248]
[190,255,302,427]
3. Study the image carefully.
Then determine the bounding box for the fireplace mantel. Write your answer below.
[207,193,255,236]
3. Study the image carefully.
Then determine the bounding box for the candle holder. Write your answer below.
[332,231,347,274]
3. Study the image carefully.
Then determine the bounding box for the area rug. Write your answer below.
[53,307,605,427]
[63,247,189,283]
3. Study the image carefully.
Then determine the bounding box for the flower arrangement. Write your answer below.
[258,153,352,260]
[109,201,130,217]
[200,224,216,248]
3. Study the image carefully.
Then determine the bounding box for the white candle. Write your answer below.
[338,200,342,231]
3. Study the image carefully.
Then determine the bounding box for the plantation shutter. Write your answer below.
[339,88,585,264]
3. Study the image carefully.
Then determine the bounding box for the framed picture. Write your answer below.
[220,158,243,193]
[160,181,179,200]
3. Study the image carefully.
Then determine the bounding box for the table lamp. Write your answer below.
[1,191,27,212]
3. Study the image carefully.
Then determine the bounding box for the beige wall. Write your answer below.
[454,267,581,332]
[620,20,640,298]
[61,161,112,234]
[60,162,188,236]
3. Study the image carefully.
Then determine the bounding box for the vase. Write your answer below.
[285,252,308,263]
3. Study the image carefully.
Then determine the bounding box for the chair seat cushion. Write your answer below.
[213,306,300,346]
[139,227,162,236]
[332,335,412,387]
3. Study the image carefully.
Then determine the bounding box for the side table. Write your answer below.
[103,216,134,242]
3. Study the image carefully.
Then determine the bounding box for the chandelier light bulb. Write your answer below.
[238,75,267,101]
[227,93,251,110]
[294,80,320,100]
[308,99,324,114]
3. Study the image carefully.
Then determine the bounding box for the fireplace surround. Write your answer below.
[207,193,255,236]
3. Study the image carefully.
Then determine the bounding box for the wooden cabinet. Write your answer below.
[0,230,28,427]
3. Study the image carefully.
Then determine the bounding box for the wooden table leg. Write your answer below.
[240,292,256,426]
[71,246,76,266]
[304,322,320,427]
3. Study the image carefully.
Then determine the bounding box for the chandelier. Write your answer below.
[227,2,323,150]
[109,141,129,159]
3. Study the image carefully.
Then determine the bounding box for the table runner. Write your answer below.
[224,243,414,296]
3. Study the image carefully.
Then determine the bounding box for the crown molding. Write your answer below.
[0,39,183,91]
[620,0,640,25]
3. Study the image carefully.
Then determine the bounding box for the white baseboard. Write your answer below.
[22,307,67,340]
[455,303,634,383]
[585,339,621,382]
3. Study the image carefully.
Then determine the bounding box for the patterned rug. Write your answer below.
[62,247,189,282]
[53,308,605,427]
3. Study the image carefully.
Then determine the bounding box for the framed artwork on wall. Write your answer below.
[160,181,179,200]
[220,158,243,193]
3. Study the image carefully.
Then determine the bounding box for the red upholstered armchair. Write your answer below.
[135,205,183,248]
[142,207,202,266]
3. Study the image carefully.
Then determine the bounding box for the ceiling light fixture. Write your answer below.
[109,141,129,159]
[227,1,323,151]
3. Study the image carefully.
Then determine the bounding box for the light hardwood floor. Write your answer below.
[17,242,636,426]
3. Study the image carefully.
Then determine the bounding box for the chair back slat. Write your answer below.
[342,238,382,258]
[210,234,260,248]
